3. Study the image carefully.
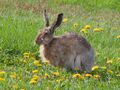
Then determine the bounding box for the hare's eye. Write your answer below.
[41,38,44,41]
[45,31,49,34]
[45,30,50,35]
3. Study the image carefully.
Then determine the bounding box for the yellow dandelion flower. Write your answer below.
[23,52,30,59]
[100,66,107,69]
[0,71,6,75]
[12,84,18,89]
[33,75,39,79]
[0,77,5,81]
[80,29,88,34]
[92,65,99,71]
[10,73,17,79]
[43,73,49,78]
[62,18,68,23]
[116,74,120,77]
[33,60,39,65]
[23,60,27,63]
[93,28,103,32]
[20,89,25,90]
[72,74,84,79]
[29,79,37,84]
[52,72,59,76]
[116,35,120,39]
[32,70,38,74]
[117,58,120,61]
[106,60,113,64]
[36,64,42,67]
[32,75,39,81]
[84,25,91,29]
[85,73,92,77]
[94,74,100,78]
[73,23,79,28]
[23,52,30,56]
[107,70,113,74]
[31,78,38,81]
[33,60,42,66]
[56,77,64,82]
[44,60,49,64]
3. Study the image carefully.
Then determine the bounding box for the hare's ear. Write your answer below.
[50,13,63,33]
[43,10,49,27]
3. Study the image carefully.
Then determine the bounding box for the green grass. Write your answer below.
[53,0,120,12]
[0,0,120,90]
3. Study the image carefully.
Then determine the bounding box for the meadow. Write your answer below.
[0,0,120,90]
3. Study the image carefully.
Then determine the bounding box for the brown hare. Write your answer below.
[35,10,94,72]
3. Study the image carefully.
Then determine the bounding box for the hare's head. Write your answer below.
[35,10,63,45]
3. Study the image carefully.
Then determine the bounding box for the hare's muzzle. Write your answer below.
[35,35,42,45]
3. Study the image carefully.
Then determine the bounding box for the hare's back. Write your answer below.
[57,32,91,52]
[46,32,92,55]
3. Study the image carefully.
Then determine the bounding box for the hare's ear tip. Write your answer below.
[59,13,63,16]
[58,13,63,18]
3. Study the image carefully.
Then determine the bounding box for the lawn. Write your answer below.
[0,0,120,90]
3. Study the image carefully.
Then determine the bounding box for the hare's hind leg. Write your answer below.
[73,55,82,70]
[84,60,93,72]
[83,49,94,72]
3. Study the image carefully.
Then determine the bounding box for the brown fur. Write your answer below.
[36,10,94,72]
[40,33,92,68]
